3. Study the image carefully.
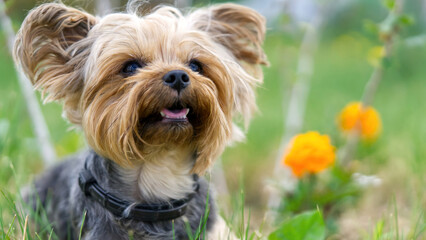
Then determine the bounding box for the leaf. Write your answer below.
[373,219,384,240]
[398,15,414,26]
[268,210,325,240]
[383,0,395,10]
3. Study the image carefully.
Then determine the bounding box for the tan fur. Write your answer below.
[13,3,97,124]
[118,147,194,202]
[13,2,266,177]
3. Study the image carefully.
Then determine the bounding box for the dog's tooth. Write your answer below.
[185,109,190,115]
[160,112,166,117]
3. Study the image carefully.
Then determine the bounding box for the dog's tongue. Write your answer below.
[160,108,189,119]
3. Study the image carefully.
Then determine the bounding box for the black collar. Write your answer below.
[78,160,199,222]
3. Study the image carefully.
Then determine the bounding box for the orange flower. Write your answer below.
[337,102,382,140]
[282,131,336,178]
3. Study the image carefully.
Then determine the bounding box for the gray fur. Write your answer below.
[25,150,216,240]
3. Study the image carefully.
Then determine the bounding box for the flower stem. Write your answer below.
[340,0,404,166]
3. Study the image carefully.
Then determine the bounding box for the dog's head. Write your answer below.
[14,2,267,174]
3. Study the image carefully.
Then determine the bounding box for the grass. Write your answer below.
[1,13,425,240]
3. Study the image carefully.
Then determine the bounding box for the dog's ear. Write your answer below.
[14,3,96,124]
[190,3,268,67]
[190,4,268,126]
[189,4,268,174]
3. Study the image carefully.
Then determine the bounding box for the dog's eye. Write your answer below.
[122,61,142,76]
[189,60,203,73]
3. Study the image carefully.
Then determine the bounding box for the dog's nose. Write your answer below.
[162,70,190,92]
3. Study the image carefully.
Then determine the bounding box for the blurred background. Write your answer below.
[1,0,425,238]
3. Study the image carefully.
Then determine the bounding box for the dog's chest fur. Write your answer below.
[116,147,195,203]
[27,150,216,240]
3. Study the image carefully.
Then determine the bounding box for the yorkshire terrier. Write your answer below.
[14,1,267,239]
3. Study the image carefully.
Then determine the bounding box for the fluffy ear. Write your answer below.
[14,3,96,124]
[190,3,268,67]
[189,4,268,174]
[190,3,268,130]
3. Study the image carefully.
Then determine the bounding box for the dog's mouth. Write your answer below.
[160,107,190,122]
[136,98,197,145]
[155,101,193,124]
[138,101,196,136]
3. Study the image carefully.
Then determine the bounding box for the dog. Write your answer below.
[13,1,267,239]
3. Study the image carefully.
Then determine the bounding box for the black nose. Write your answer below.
[162,70,190,92]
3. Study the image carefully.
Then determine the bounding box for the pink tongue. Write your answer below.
[161,108,189,118]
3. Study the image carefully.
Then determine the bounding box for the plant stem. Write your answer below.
[340,0,404,166]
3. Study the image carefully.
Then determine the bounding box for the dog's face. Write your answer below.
[14,2,267,174]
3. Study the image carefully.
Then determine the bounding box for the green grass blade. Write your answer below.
[245,209,251,240]
[393,196,399,240]
[78,210,87,240]
[5,214,16,237]
[48,228,54,240]
[35,232,42,240]
[172,220,175,240]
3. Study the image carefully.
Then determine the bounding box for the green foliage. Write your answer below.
[367,207,425,240]
[185,189,211,240]
[372,219,385,240]
[78,211,87,240]
[397,15,414,26]
[268,210,325,240]
[412,212,426,239]
[382,0,395,10]
[223,184,260,240]
[276,166,361,235]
